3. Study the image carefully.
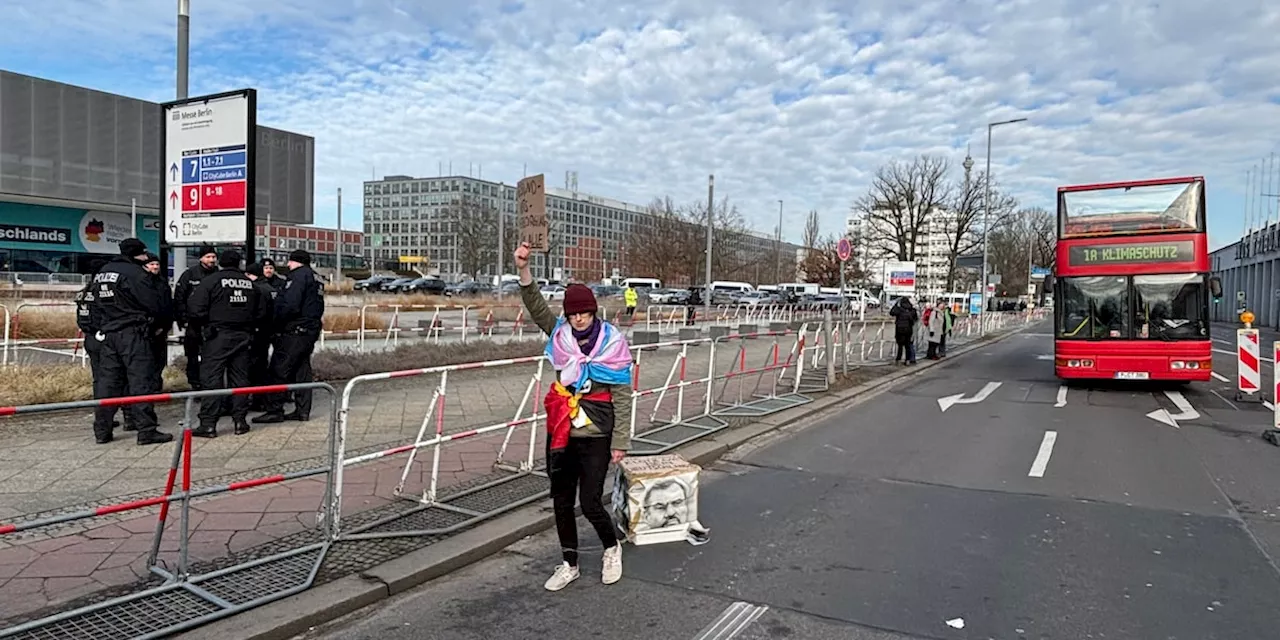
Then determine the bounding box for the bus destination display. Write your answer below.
[1067,240,1195,266]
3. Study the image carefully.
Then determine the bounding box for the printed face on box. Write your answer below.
[642,479,689,529]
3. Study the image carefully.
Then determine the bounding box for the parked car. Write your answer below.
[540,284,566,301]
[736,291,770,306]
[446,281,493,297]
[402,277,447,294]
[495,282,522,297]
[379,277,416,292]
[591,284,623,299]
[354,275,396,291]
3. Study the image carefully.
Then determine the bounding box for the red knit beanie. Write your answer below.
[563,284,598,316]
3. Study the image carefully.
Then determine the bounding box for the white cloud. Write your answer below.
[4,0,1280,248]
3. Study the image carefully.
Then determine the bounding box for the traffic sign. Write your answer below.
[161,89,257,246]
[837,237,852,262]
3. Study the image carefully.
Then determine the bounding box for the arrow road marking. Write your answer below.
[1145,390,1199,428]
[1028,430,1058,478]
[1055,385,1068,408]
[938,382,1003,412]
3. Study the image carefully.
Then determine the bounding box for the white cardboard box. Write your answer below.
[612,454,701,546]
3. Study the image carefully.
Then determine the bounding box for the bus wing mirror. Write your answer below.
[1209,276,1223,299]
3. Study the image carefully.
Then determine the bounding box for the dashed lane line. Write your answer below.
[1028,431,1058,478]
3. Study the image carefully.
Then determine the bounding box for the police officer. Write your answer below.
[255,249,324,424]
[88,239,173,446]
[186,249,267,437]
[174,245,218,389]
[142,252,174,390]
[77,258,124,432]
[244,262,278,410]
[260,258,287,292]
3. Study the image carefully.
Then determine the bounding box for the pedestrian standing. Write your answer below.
[142,252,174,390]
[261,258,287,292]
[939,303,954,357]
[255,250,324,424]
[245,262,278,410]
[87,239,173,445]
[514,242,630,591]
[623,285,638,318]
[686,287,702,326]
[889,297,918,365]
[174,245,218,389]
[187,250,267,437]
[925,299,945,360]
[76,258,122,432]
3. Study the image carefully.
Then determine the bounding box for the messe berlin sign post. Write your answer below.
[160,89,257,260]
[883,260,916,297]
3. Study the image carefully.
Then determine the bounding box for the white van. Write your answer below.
[711,281,754,295]
[621,277,662,290]
[778,282,819,297]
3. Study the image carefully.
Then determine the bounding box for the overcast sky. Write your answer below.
[4,0,1279,249]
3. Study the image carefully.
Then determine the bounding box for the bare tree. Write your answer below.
[941,171,1018,291]
[802,210,820,248]
[801,233,864,287]
[851,155,952,263]
[446,195,500,280]
[986,207,1051,298]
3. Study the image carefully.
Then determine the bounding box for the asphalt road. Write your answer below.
[299,321,1280,639]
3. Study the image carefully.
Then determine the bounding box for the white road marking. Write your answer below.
[1035,354,1054,360]
[693,602,769,640]
[1211,371,1230,383]
[1266,400,1275,411]
[1145,390,1200,428]
[1211,389,1239,411]
[937,381,1004,412]
[1213,347,1275,365]
[1054,385,1068,408]
[1028,431,1058,478]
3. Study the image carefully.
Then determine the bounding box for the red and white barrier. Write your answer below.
[1238,328,1261,399]
[1274,341,1280,430]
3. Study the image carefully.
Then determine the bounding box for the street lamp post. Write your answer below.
[980,117,1027,335]
[775,200,783,284]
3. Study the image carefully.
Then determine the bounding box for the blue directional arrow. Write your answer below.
[169,163,179,182]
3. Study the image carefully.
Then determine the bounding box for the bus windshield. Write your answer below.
[1061,181,1202,237]
[1057,274,1207,341]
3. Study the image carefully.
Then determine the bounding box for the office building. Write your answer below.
[0,70,314,275]
[255,222,364,271]
[362,174,804,284]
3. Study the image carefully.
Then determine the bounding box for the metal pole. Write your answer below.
[981,124,992,333]
[497,182,505,296]
[839,266,847,376]
[1026,214,1033,304]
[336,187,343,283]
[265,211,271,264]
[172,0,190,283]
[823,309,835,384]
[979,117,1027,335]
[704,175,714,321]
[131,198,137,237]
[775,199,783,284]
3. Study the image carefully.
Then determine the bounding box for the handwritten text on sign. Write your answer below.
[517,174,549,251]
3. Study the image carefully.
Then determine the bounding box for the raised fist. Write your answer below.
[513,242,531,269]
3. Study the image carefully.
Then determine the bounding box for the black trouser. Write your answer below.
[264,329,318,417]
[197,327,253,426]
[926,340,939,359]
[548,436,618,567]
[248,330,273,408]
[183,324,204,389]
[83,332,123,430]
[625,305,635,317]
[91,326,160,440]
[894,331,916,363]
[150,333,168,390]
[685,306,696,325]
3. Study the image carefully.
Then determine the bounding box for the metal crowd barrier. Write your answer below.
[0,382,339,640]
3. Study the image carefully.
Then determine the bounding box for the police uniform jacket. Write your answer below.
[275,265,325,333]
[187,268,270,333]
[89,257,165,333]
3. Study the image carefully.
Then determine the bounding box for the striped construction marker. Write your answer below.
[1238,328,1261,400]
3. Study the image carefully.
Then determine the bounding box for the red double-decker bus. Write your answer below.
[1054,176,1220,381]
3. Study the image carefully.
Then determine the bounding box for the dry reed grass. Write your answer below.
[323,310,388,333]
[13,310,79,340]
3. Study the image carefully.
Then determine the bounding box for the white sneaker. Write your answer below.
[602,544,622,585]
[544,562,580,591]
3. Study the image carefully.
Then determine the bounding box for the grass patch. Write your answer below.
[324,310,388,333]
[0,365,189,406]
[14,310,79,339]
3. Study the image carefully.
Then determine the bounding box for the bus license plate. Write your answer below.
[1114,372,1149,380]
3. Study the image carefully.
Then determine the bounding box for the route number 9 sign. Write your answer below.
[517,174,549,252]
